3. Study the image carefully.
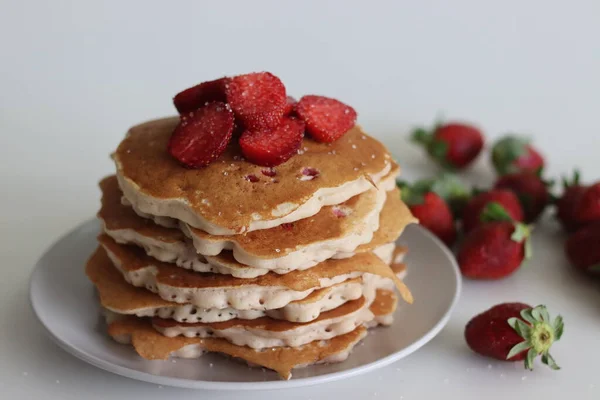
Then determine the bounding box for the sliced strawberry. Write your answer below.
[226,72,286,130]
[295,95,357,143]
[173,78,229,114]
[168,102,234,168]
[239,117,304,167]
[284,96,297,115]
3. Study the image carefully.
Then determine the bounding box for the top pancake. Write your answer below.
[114,117,397,235]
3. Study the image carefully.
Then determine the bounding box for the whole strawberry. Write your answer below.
[573,182,600,228]
[411,121,484,170]
[565,222,600,274]
[556,170,587,232]
[494,172,551,222]
[491,135,544,175]
[399,183,457,246]
[458,203,532,279]
[465,303,563,370]
[462,189,524,233]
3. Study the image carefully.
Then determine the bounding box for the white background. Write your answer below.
[1,1,599,399]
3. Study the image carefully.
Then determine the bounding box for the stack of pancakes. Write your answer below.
[87,117,418,379]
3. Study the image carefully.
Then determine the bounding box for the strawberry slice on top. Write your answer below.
[226,72,287,131]
[173,77,229,115]
[295,95,357,143]
[239,117,305,167]
[168,102,234,168]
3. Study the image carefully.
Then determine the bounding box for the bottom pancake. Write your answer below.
[107,316,368,380]
[105,289,398,380]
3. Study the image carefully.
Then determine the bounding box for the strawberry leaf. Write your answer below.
[400,183,426,206]
[506,340,531,360]
[492,135,529,175]
[411,128,432,146]
[429,139,451,168]
[508,317,531,339]
[525,348,537,370]
[531,306,544,322]
[481,202,513,223]
[519,308,537,325]
[541,353,560,370]
[553,316,564,340]
[538,306,550,323]
[429,173,470,214]
[562,169,581,189]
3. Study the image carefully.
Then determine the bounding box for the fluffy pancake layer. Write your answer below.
[89,246,402,322]
[99,175,416,274]
[114,117,397,235]
[98,235,412,311]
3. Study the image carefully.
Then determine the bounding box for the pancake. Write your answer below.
[100,176,415,273]
[114,117,398,235]
[107,315,368,380]
[86,247,369,324]
[151,296,372,349]
[98,235,413,310]
[98,180,415,278]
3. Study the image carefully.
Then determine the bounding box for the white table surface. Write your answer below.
[1,1,599,399]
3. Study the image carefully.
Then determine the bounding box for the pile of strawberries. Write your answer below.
[408,119,600,279]
[405,121,548,280]
[168,72,357,168]
[406,120,588,369]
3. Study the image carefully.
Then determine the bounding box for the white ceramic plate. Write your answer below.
[29,219,461,390]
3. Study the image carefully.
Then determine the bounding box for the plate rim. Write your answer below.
[29,219,462,391]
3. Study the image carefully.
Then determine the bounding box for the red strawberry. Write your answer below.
[295,95,357,143]
[173,77,229,115]
[565,222,600,274]
[494,172,551,222]
[168,102,234,168]
[239,117,304,167]
[284,96,297,116]
[411,121,484,169]
[465,303,563,370]
[556,170,587,232]
[462,189,524,233]
[491,135,544,175]
[400,185,457,246]
[458,203,532,279]
[574,182,600,228]
[226,72,287,130]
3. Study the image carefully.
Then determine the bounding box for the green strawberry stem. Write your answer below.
[411,120,454,170]
[551,169,581,204]
[481,202,513,222]
[411,127,433,146]
[398,180,426,206]
[507,305,564,370]
[491,135,530,175]
[481,202,533,259]
[561,169,581,189]
[397,173,469,213]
